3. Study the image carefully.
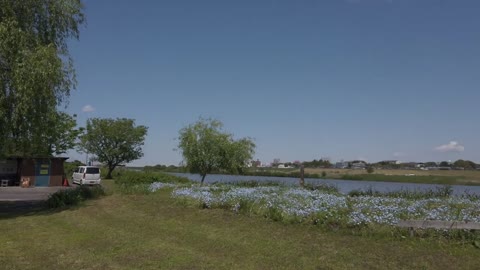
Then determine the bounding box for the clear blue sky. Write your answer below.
[66,0,480,166]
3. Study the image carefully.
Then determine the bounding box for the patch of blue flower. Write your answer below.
[150,182,480,226]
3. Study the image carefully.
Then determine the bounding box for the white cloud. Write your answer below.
[82,105,95,113]
[434,141,464,153]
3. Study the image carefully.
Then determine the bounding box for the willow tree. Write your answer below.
[178,118,256,185]
[0,0,84,157]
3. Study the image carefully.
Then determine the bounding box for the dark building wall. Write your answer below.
[50,158,65,186]
[18,158,36,186]
[13,157,67,187]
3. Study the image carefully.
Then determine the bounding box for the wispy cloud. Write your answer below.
[434,141,464,153]
[82,105,95,113]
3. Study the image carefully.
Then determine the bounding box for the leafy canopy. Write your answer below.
[178,118,255,184]
[79,118,148,179]
[0,0,84,157]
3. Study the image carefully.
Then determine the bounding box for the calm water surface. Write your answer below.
[172,173,480,196]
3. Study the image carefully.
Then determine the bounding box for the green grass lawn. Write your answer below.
[1,183,479,269]
[246,168,480,186]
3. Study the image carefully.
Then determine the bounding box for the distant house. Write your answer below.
[277,164,293,169]
[415,163,425,168]
[0,157,68,187]
[380,160,401,165]
[250,159,261,168]
[350,161,367,169]
[335,161,349,169]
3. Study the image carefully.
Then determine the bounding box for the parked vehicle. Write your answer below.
[72,166,101,185]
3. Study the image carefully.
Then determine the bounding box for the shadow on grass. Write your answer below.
[0,200,84,220]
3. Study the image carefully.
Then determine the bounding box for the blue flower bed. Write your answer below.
[149,182,480,226]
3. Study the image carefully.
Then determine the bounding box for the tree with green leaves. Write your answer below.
[79,118,148,179]
[30,111,83,156]
[177,118,255,185]
[0,0,84,157]
[49,112,83,155]
[439,161,451,167]
[64,159,85,178]
[453,159,476,170]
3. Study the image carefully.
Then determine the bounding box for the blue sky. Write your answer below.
[66,0,480,165]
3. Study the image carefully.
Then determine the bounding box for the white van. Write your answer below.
[72,166,101,185]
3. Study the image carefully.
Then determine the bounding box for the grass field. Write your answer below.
[307,168,480,179]
[308,168,480,185]
[245,168,480,186]
[1,181,479,269]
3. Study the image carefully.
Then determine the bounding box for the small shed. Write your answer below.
[0,157,68,187]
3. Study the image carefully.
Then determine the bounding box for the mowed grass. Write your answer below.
[1,183,479,269]
[260,168,480,186]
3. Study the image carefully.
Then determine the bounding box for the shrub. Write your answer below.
[115,171,190,186]
[114,171,191,194]
[347,185,453,199]
[304,182,339,194]
[78,185,106,199]
[46,186,105,208]
[228,180,281,187]
[321,171,327,178]
[347,189,364,197]
[366,166,374,174]
[348,187,381,197]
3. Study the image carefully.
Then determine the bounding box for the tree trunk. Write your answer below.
[300,165,305,188]
[200,174,206,186]
[106,166,114,179]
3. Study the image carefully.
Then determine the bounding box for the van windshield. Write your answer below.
[86,168,100,174]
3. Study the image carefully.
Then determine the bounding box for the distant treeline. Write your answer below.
[243,170,325,179]
[372,159,478,170]
[265,159,479,170]
[142,164,185,173]
[300,159,332,168]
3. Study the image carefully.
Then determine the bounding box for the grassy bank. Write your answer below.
[1,184,479,269]
[244,168,480,186]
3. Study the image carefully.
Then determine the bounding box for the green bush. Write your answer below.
[304,182,339,194]
[78,184,106,199]
[64,160,85,179]
[347,185,453,199]
[227,180,281,187]
[115,171,191,186]
[46,185,106,208]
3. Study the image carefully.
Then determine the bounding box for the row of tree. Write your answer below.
[269,159,479,170]
[372,160,478,170]
[302,159,333,168]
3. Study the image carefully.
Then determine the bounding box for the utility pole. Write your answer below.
[300,164,305,188]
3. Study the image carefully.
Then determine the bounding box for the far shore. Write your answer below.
[237,168,480,186]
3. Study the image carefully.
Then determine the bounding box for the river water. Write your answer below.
[171,173,480,196]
